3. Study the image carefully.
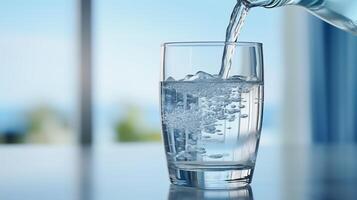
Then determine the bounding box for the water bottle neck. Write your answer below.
[244,0,324,8]
[244,0,297,8]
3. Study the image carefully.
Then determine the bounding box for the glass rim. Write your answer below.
[162,41,263,47]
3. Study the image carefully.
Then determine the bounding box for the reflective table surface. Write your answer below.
[0,143,356,200]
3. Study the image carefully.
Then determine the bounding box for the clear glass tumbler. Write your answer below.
[160,42,264,189]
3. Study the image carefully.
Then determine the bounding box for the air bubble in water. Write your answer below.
[188,140,196,145]
[175,151,186,160]
[204,125,216,133]
[217,115,228,120]
[176,137,184,142]
[240,114,248,118]
[231,97,242,102]
[208,154,224,159]
[162,70,262,166]
[196,147,206,154]
[190,134,198,141]
[242,88,250,93]
[228,115,236,122]
[227,108,240,114]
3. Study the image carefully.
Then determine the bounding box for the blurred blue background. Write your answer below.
[0,0,285,145]
[1,0,357,199]
[0,0,77,144]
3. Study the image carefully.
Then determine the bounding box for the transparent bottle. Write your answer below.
[243,0,357,34]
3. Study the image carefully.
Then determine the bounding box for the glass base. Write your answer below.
[169,184,254,199]
[169,167,254,189]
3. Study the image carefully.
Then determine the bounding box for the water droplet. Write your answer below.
[230,105,236,108]
[227,127,232,130]
[239,105,245,109]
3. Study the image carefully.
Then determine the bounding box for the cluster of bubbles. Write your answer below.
[162,71,253,161]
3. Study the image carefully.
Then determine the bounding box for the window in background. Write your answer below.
[93,0,284,144]
[0,0,78,144]
[310,15,357,143]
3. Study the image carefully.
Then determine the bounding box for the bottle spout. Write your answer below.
[243,0,290,8]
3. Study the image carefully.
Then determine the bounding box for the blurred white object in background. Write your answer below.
[281,7,311,146]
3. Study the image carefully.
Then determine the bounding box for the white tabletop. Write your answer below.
[0,143,356,200]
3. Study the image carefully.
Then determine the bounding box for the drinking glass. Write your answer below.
[160,42,264,189]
